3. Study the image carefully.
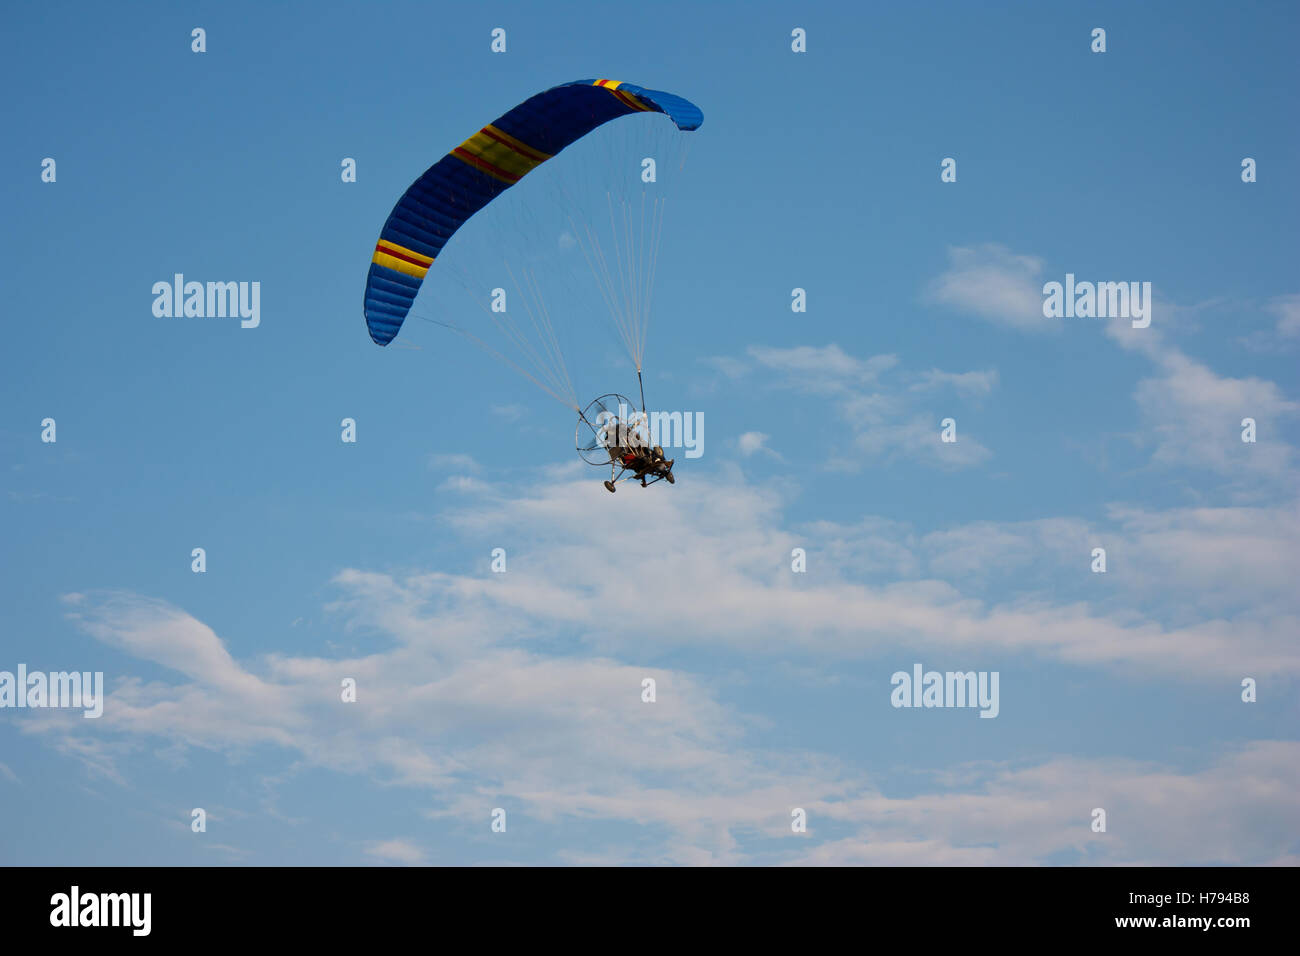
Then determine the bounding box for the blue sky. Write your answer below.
[2,0,1297,865]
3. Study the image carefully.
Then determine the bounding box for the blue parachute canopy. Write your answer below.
[363,79,703,347]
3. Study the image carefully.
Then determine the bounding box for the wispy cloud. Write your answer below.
[29,459,1299,865]
[736,431,780,459]
[428,453,482,474]
[1268,294,1300,338]
[792,742,1300,866]
[1103,314,1300,489]
[364,839,427,865]
[708,344,994,470]
[925,244,1050,332]
[910,368,999,397]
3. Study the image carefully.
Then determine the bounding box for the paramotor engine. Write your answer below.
[576,393,674,492]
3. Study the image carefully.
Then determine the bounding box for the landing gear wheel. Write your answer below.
[604,480,616,493]
[666,472,675,484]
[653,446,664,458]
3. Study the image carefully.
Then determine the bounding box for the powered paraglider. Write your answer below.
[363,79,701,491]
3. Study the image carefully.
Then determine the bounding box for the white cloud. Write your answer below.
[428,453,481,474]
[60,592,277,704]
[926,244,1050,332]
[338,477,1300,679]
[365,839,426,865]
[792,743,1300,866]
[746,344,897,386]
[1131,350,1298,485]
[27,472,1300,864]
[1089,290,1300,489]
[1268,294,1300,338]
[438,475,490,493]
[1102,501,1300,617]
[910,368,999,397]
[737,431,777,458]
[709,345,994,470]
